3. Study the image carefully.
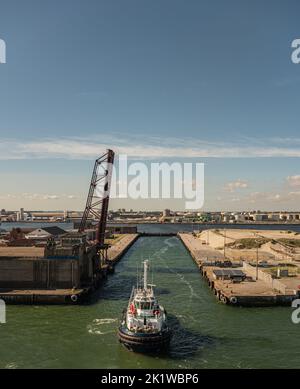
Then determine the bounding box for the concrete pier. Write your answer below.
[178,232,299,307]
[139,232,177,237]
[0,288,89,304]
[0,233,140,304]
[107,234,139,264]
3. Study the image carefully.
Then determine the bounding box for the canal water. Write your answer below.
[1,235,300,369]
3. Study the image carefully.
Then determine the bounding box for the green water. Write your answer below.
[0,236,299,369]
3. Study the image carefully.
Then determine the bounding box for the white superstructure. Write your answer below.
[125,260,166,333]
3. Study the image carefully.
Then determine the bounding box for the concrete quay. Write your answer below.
[107,233,139,264]
[0,234,140,304]
[178,232,299,307]
[0,287,89,304]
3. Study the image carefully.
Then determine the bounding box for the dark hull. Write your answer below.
[118,324,172,353]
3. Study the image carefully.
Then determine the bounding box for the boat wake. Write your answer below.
[5,362,18,369]
[87,318,117,335]
[151,237,202,303]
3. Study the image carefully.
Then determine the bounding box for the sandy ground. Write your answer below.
[180,232,300,296]
[0,247,44,258]
[180,233,278,296]
[199,229,300,293]
[199,228,300,249]
[198,229,300,264]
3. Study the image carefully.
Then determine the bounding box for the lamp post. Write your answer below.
[224,228,226,259]
[254,232,259,280]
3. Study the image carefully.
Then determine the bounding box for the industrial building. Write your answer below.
[0,149,116,304]
[25,226,66,240]
[0,232,101,290]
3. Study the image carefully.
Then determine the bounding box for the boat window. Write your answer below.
[140,301,151,310]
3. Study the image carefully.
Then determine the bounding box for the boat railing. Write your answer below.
[127,286,135,310]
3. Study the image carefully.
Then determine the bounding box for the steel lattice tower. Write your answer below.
[78,149,115,263]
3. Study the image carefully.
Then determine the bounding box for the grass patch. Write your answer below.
[226,238,269,249]
[276,238,300,247]
[264,265,300,277]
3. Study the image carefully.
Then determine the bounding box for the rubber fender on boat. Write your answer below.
[230,296,238,304]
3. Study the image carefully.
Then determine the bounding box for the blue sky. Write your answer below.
[0,0,300,211]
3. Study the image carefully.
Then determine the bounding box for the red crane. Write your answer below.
[78,149,115,262]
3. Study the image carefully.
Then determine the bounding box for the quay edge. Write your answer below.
[177,232,299,307]
[0,234,140,305]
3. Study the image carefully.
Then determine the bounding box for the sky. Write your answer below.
[0,0,300,211]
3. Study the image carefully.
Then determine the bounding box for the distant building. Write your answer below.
[222,214,231,223]
[9,228,26,241]
[269,214,280,221]
[234,213,245,222]
[163,209,171,217]
[16,209,24,221]
[253,214,268,221]
[25,227,66,240]
[211,213,222,222]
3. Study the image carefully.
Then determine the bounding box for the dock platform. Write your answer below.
[107,234,139,264]
[0,287,89,304]
[178,232,298,306]
[0,233,140,304]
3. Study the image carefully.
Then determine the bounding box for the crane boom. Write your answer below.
[78,149,115,246]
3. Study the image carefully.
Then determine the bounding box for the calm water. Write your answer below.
[1,222,74,231]
[0,235,299,369]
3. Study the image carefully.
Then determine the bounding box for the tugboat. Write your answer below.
[118,260,172,353]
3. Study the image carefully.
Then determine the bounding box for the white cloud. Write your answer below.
[42,195,60,200]
[0,194,17,200]
[224,179,249,192]
[240,190,300,204]
[268,193,282,201]
[1,135,300,160]
[288,191,300,196]
[0,193,76,201]
[230,197,241,202]
[287,175,300,187]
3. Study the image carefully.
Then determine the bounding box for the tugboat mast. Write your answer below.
[143,260,148,291]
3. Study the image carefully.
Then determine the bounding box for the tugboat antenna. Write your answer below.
[151,262,154,287]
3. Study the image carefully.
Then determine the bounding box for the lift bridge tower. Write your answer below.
[44,149,115,290]
[78,149,115,265]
